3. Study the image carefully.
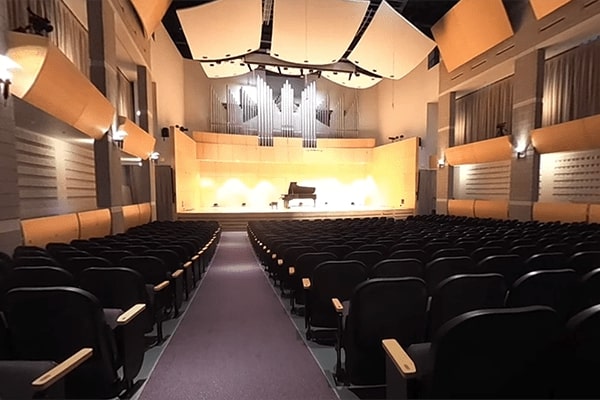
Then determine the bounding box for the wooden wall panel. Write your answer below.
[474,200,509,219]
[138,202,152,224]
[21,214,80,247]
[77,209,111,239]
[533,202,589,223]
[588,204,600,223]
[122,204,141,231]
[445,136,513,166]
[447,199,475,217]
[532,114,600,154]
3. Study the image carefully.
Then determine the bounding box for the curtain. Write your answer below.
[117,69,134,120]
[7,0,89,77]
[542,38,600,126]
[454,77,513,146]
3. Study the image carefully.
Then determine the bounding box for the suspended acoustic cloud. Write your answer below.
[270,0,369,65]
[348,1,436,80]
[177,0,262,61]
[321,71,382,89]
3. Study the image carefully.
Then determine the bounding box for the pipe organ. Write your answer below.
[209,73,359,146]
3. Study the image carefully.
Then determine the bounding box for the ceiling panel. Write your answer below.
[130,0,172,36]
[201,58,258,78]
[271,0,369,65]
[321,71,382,89]
[177,0,262,60]
[348,1,436,80]
[528,0,572,20]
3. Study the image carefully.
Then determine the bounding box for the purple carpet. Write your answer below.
[139,232,338,400]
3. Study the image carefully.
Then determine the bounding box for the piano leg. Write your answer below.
[284,199,290,209]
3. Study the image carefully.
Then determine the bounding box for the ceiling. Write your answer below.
[161,0,460,80]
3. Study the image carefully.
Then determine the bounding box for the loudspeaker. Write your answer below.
[161,127,169,138]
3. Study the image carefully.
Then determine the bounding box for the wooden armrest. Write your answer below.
[332,297,344,313]
[266,249,271,254]
[191,255,199,261]
[262,245,267,250]
[183,261,192,268]
[171,269,184,279]
[32,348,93,391]
[154,280,170,292]
[271,253,277,259]
[382,339,416,378]
[277,259,283,266]
[289,266,295,276]
[117,303,146,325]
[302,278,311,289]
[197,249,205,255]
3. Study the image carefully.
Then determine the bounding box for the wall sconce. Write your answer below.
[149,151,160,163]
[0,54,21,106]
[514,139,529,160]
[438,158,446,169]
[112,126,128,149]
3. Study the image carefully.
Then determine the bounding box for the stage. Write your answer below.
[177,204,414,231]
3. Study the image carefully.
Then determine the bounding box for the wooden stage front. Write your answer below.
[178,205,414,231]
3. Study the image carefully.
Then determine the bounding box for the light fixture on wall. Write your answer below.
[438,157,446,169]
[514,138,529,160]
[149,151,160,163]
[112,124,128,149]
[0,54,20,106]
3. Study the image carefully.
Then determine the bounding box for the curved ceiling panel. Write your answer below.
[529,0,572,20]
[130,0,172,36]
[177,0,262,61]
[348,1,436,80]
[271,0,369,65]
[431,0,513,72]
[7,32,115,140]
[321,71,381,89]
[201,58,258,78]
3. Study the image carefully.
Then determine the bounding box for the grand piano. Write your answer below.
[281,182,317,209]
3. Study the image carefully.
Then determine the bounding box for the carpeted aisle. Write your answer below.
[139,231,338,400]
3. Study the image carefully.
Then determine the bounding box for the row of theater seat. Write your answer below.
[0,220,220,399]
[247,215,600,398]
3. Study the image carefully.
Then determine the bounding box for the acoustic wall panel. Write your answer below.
[7,32,115,140]
[271,0,369,65]
[529,0,572,20]
[431,0,513,72]
[130,0,172,36]
[454,160,511,200]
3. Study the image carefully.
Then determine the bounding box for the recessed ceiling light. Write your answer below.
[225,53,231,57]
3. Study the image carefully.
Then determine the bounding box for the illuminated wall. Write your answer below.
[370,137,419,209]
[174,131,418,211]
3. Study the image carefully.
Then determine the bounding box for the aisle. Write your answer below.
[139,231,338,400]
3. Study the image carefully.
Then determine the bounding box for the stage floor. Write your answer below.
[180,204,397,214]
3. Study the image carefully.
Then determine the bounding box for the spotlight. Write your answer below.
[241,202,246,207]
[213,203,219,207]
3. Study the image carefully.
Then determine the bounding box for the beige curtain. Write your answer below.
[454,77,513,146]
[542,38,600,126]
[7,0,89,77]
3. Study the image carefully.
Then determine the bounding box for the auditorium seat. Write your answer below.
[343,250,385,271]
[424,256,475,294]
[426,273,506,340]
[333,278,427,386]
[476,254,525,287]
[61,256,112,279]
[7,266,75,289]
[384,306,560,399]
[288,252,337,313]
[568,251,600,276]
[369,258,424,279]
[524,252,569,273]
[4,287,146,399]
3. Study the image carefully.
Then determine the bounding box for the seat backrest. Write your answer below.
[430,247,467,260]
[80,267,148,310]
[388,249,428,263]
[579,268,600,311]
[13,256,61,268]
[320,244,354,259]
[509,244,538,261]
[470,246,505,263]
[558,304,600,398]
[61,256,112,277]
[8,266,74,289]
[369,258,424,279]
[425,256,475,293]
[295,252,337,278]
[343,278,428,385]
[476,254,525,286]
[144,249,182,272]
[343,250,384,269]
[119,256,168,285]
[4,287,119,398]
[99,250,134,265]
[506,269,579,320]
[524,252,568,273]
[568,251,600,276]
[428,273,507,339]
[430,306,559,398]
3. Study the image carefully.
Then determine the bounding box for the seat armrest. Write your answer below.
[277,259,283,266]
[154,280,170,292]
[117,303,147,325]
[332,298,344,313]
[271,253,277,259]
[191,255,199,261]
[31,348,93,391]
[183,261,192,268]
[172,269,184,278]
[302,278,311,289]
[289,266,295,276]
[382,339,417,377]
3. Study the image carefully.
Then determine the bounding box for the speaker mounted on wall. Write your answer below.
[161,127,169,140]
